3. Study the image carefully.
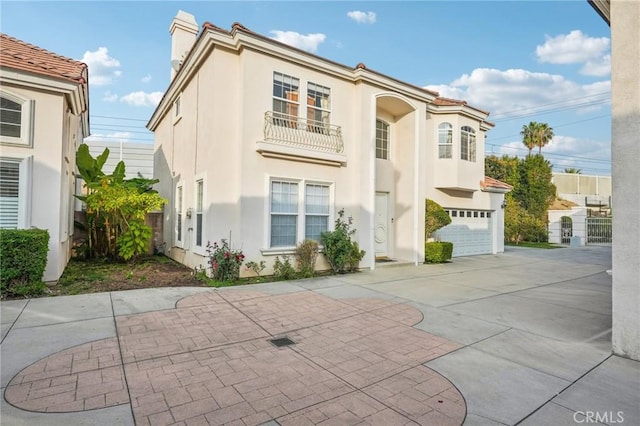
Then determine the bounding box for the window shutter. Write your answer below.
[0,161,20,229]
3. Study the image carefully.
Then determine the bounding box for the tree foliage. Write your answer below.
[564,167,582,174]
[75,144,167,261]
[425,199,451,237]
[485,153,556,244]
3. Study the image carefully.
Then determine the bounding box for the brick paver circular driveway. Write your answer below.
[5,290,465,425]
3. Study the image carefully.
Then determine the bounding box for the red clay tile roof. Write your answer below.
[482,176,513,190]
[0,33,87,84]
[433,97,467,107]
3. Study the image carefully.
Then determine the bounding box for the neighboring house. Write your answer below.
[0,34,89,282]
[552,172,611,216]
[147,11,510,275]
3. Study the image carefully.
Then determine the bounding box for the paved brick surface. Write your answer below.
[5,290,465,425]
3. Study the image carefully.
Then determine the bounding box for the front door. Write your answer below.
[375,192,389,258]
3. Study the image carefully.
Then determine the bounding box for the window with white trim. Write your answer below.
[438,122,453,159]
[305,184,330,241]
[270,181,298,247]
[272,72,299,127]
[306,82,331,134]
[0,157,30,229]
[1,92,34,146]
[176,185,183,244]
[195,179,204,247]
[460,126,476,162]
[376,119,390,160]
[269,180,332,247]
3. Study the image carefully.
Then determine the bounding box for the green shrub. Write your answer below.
[295,240,319,278]
[273,255,297,280]
[206,239,245,282]
[321,209,365,274]
[425,199,451,237]
[424,241,453,263]
[0,229,50,298]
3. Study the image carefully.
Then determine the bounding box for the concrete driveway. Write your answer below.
[2,245,638,425]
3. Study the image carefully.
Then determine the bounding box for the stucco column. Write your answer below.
[611,0,640,360]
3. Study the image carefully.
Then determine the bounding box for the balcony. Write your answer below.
[256,111,346,167]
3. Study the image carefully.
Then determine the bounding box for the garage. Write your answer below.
[434,209,494,257]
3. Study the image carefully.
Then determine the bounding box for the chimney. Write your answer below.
[170,10,198,80]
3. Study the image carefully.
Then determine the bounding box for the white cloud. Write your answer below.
[581,54,611,77]
[80,47,121,86]
[425,68,610,116]
[102,91,118,102]
[347,11,376,24]
[141,74,152,83]
[269,30,326,53]
[536,30,610,76]
[120,91,163,107]
[536,30,609,64]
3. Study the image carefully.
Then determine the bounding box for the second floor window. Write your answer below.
[273,72,299,127]
[1,97,22,139]
[306,82,331,134]
[438,122,453,159]
[376,119,390,160]
[461,126,476,162]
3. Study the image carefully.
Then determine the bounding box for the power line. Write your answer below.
[92,122,152,130]
[491,98,610,123]
[92,127,153,135]
[489,91,610,119]
[91,115,149,122]
[488,115,610,142]
[486,143,610,164]
[86,135,153,142]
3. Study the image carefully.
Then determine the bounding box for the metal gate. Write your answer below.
[586,217,612,245]
[561,216,573,244]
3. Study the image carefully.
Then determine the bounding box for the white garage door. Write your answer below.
[435,209,493,257]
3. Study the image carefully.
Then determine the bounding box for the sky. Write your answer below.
[1,0,612,175]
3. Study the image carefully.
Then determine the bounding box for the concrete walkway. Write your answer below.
[2,245,638,425]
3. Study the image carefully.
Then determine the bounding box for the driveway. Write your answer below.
[2,245,638,425]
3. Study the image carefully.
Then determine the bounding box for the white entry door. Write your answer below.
[375,192,389,258]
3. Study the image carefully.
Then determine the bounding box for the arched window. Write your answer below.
[1,91,34,146]
[438,122,453,159]
[376,119,390,160]
[460,126,476,162]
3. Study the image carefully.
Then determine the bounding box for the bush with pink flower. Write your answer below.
[206,239,245,282]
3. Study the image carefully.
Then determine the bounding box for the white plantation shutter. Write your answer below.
[0,161,20,229]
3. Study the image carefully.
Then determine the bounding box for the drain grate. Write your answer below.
[269,337,295,347]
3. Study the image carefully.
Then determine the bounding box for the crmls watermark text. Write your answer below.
[574,411,624,423]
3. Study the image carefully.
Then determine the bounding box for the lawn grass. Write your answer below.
[506,241,564,249]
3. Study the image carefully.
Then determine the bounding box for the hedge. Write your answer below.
[0,229,49,298]
[425,241,453,263]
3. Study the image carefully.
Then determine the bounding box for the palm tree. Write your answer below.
[520,122,538,156]
[564,167,582,174]
[535,122,554,154]
[520,121,554,155]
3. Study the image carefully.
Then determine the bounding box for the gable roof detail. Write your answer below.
[0,33,87,84]
[150,19,494,130]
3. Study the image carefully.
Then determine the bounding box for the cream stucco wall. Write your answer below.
[151,22,500,276]
[1,84,79,281]
[610,0,640,360]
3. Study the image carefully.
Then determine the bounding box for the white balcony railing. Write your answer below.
[263,111,344,153]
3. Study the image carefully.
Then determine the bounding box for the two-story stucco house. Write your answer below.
[0,34,89,282]
[148,11,509,275]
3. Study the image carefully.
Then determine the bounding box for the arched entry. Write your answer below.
[373,93,418,262]
[561,216,573,244]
